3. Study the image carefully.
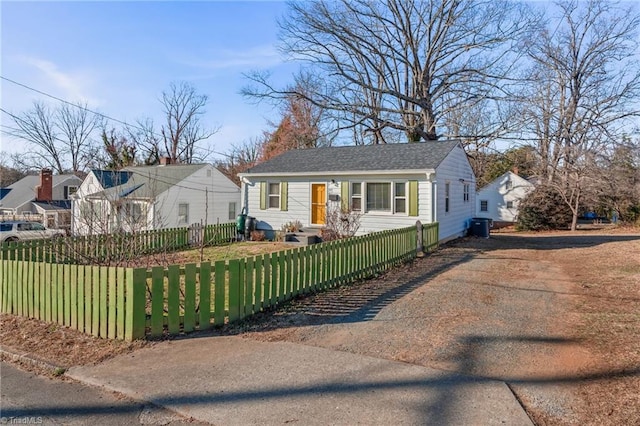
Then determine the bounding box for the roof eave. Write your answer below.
[239,168,437,179]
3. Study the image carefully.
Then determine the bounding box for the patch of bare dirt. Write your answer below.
[0,314,151,372]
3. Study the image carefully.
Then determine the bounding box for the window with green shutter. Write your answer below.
[340,182,349,210]
[259,182,267,210]
[408,180,418,216]
[280,182,288,211]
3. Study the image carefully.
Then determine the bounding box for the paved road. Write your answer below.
[0,362,206,425]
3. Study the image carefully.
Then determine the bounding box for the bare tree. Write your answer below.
[160,81,218,163]
[244,0,537,143]
[3,101,101,173]
[126,118,162,165]
[57,102,102,171]
[521,0,640,230]
[3,101,65,173]
[215,138,262,185]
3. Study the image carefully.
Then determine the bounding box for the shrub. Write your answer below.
[321,206,362,241]
[281,220,303,233]
[517,185,573,231]
[249,230,266,241]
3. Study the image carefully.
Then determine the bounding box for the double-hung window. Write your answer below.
[268,183,280,208]
[351,183,362,211]
[480,200,488,212]
[394,182,406,213]
[463,184,470,202]
[178,203,189,224]
[126,202,144,223]
[445,182,450,213]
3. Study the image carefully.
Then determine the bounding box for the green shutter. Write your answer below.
[408,180,419,216]
[259,182,267,210]
[280,182,288,211]
[340,182,349,210]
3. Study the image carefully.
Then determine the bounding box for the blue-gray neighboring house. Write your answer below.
[0,169,82,229]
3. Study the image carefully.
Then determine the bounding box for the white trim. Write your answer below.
[266,181,281,210]
[240,169,435,178]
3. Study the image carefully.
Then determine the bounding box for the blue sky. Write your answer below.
[0,1,294,161]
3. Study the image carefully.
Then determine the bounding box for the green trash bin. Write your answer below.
[236,213,247,235]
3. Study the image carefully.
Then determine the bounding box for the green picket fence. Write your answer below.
[422,220,439,252]
[0,259,141,340]
[139,223,438,338]
[1,222,439,341]
[0,222,237,264]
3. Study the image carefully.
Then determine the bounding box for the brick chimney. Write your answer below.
[160,157,172,166]
[36,168,53,202]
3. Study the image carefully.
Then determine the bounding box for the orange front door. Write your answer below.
[311,184,326,225]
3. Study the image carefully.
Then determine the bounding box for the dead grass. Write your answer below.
[130,241,297,268]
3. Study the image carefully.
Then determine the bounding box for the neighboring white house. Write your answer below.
[475,171,535,225]
[238,140,476,243]
[0,169,82,229]
[72,161,240,236]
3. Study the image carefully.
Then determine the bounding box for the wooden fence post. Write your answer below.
[416,221,425,257]
[125,268,147,341]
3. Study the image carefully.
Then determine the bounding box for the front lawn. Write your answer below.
[152,241,295,265]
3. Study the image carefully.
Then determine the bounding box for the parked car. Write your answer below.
[0,221,65,243]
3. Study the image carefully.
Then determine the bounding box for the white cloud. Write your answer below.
[180,44,284,71]
[18,56,104,106]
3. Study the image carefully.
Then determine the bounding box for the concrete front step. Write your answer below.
[285,231,321,245]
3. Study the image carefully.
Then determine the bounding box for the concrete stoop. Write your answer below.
[285,228,322,245]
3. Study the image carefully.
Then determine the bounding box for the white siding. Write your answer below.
[241,144,475,242]
[72,166,240,235]
[72,172,105,236]
[242,177,321,233]
[476,171,534,222]
[433,144,476,242]
[155,165,240,228]
[242,173,434,236]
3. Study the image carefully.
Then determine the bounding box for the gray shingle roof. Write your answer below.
[0,174,81,210]
[88,164,207,200]
[245,140,461,174]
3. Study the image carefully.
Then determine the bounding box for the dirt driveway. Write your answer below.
[229,230,640,425]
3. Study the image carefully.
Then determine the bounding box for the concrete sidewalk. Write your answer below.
[67,336,533,425]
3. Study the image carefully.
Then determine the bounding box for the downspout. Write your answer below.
[240,176,251,215]
[428,172,437,223]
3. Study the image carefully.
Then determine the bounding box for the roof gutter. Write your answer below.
[239,169,436,179]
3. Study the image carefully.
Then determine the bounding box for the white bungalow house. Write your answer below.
[72,161,240,236]
[475,170,535,226]
[238,140,476,243]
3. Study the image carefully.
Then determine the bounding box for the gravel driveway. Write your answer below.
[229,231,640,425]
